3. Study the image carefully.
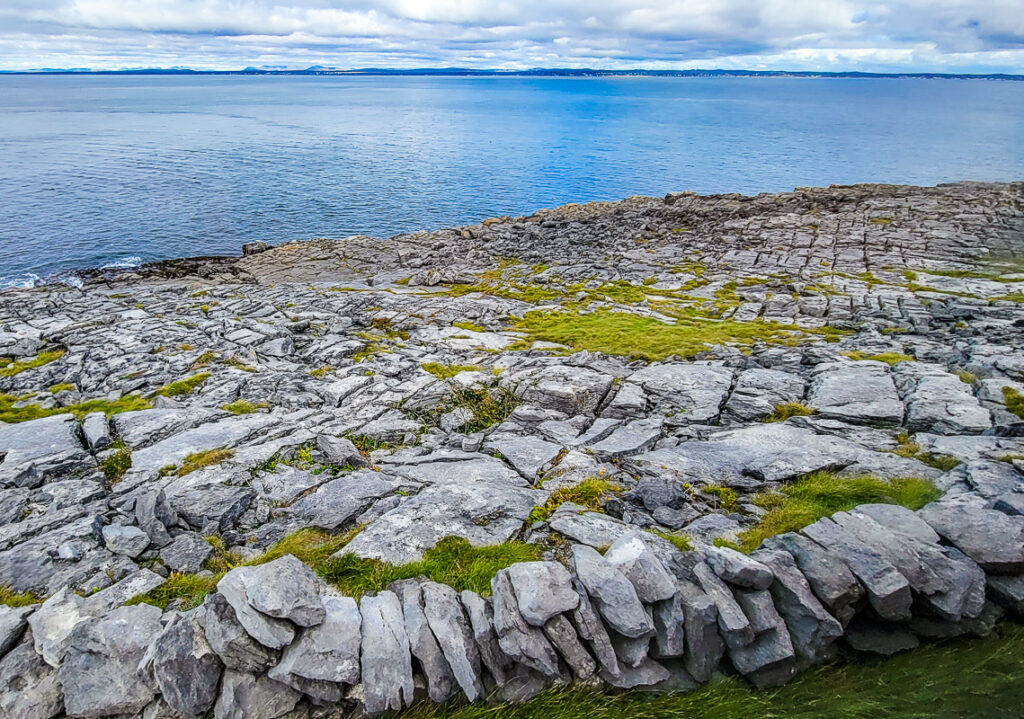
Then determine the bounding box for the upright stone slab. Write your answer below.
[394,581,456,703]
[677,579,725,683]
[360,590,415,714]
[571,544,654,638]
[421,581,485,702]
[506,561,580,626]
[490,570,561,677]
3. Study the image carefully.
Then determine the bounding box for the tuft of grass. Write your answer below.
[514,310,811,362]
[403,384,518,434]
[319,536,542,597]
[649,530,693,551]
[309,365,334,378]
[175,448,234,477]
[155,372,211,397]
[101,443,132,483]
[250,527,363,568]
[221,399,267,415]
[869,217,893,224]
[735,472,940,552]
[191,350,217,368]
[702,485,739,509]
[48,382,75,394]
[0,349,65,378]
[955,369,978,385]
[396,624,1024,719]
[0,394,154,424]
[1003,386,1024,420]
[127,572,219,610]
[992,292,1024,303]
[529,479,620,523]
[0,585,41,607]
[765,402,815,423]
[421,362,483,379]
[223,356,257,373]
[842,351,913,366]
[889,434,962,471]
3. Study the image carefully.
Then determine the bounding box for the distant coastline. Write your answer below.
[2,67,1023,81]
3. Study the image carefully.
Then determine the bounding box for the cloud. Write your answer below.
[0,0,1021,72]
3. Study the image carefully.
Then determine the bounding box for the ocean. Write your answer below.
[1,74,1022,287]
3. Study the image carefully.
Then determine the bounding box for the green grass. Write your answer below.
[954,369,978,385]
[155,372,211,397]
[403,384,518,434]
[735,472,940,552]
[452,321,487,332]
[222,399,267,414]
[1003,386,1024,420]
[919,268,1024,283]
[398,623,1024,719]
[319,536,542,597]
[309,365,334,378]
[889,434,962,472]
[0,349,65,378]
[514,310,811,362]
[0,393,152,424]
[842,351,913,366]
[101,443,132,483]
[48,382,74,393]
[702,485,739,510]
[528,479,620,523]
[648,530,693,551]
[422,362,484,380]
[765,402,815,423]
[0,585,41,607]
[172,448,234,477]
[992,292,1024,303]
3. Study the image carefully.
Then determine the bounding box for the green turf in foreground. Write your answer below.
[398,624,1024,719]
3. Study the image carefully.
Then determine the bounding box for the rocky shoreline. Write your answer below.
[1,181,1023,717]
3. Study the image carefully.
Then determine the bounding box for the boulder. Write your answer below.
[704,546,774,590]
[603,532,677,603]
[214,670,301,719]
[568,578,621,677]
[359,590,415,714]
[570,544,653,638]
[101,524,150,558]
[460,590,513,686]
[727,589,796,688]
[490,569,561,677]
[0,633,63,719]
[58,604,164,718]
[763,532,863,626]
[918,500,1024,573]
[0,604,34,657]
[421,581,484,701]
[519,365,614,416]
[393,581,456,702]
[692,561,754,648]
[196,593,275,672]
[161,532,215,573]
[146,614,223,717]
[677,579,725,683]
[315,434,368,468]
[623,364,734,422]
[724,368,806,421]
[542,614,597,679]
[505,561,579,626]
[81,412,111,452]
[0,414,92,488]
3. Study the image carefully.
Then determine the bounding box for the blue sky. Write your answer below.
[1,0,1022,73]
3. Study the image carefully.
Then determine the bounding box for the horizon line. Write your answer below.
[2,66,1023,80]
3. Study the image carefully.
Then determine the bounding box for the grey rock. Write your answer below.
[519,365,614,416]
[161,532,215,573]
[0,414,92,489]
[800,517,913,621]
[29,586,103,668]
[58,604,163,718]
[628,477,688,511]
[0,633,63,719]
[807,361,904,426]
[217,568,296,650]
[987,575,1024,617]
[764,532,863,626]
[844,617,919,655]
[257,336,295,357]
[196,593,275,672]
[102,523,151,557]
[148,614,224,717]
[624,364,733,422]
[135,489,178,548]
[918,500,1024,573]
[586,417,664,458]
[571,543,653,638]
[485,435,562,482]
[610,630,651,668]
[724,368,806,421]
[962,459,1024,499]
[0,604,34,657]
[692,561,754,648]
[315,434,369,468]
[81,412,111,452]
[894,362,992,435]
[568,578,621,677]
[727,588,796,688]
[542,614,596,679]
[237,554,326,627]
[393,581,456,703]
[549,507,633,548]
[359,590,415,714]
[490,569,561,677]
[677,579,725,683]
[853,503,940,544]
[421,581,484,702]
[753,549,843,665]
[600,656,671,689]
[603,532,677,603]
[704,546,774,590]
[650,592,686,659]
[460,590,513,686]
[214,670,301,719]
[506,561,579,626]
[269,595,361,703]
[286,470,404,532]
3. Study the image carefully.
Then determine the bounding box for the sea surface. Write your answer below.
[1,74,1022,287]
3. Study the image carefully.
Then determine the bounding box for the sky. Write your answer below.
[0,0,1022,73]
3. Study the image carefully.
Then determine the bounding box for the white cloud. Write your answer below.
[0,0,1020,72]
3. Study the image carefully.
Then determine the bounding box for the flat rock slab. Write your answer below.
[0,414,92,488]
[918,500,1024,573]
[620,363,734,423]
[808,361,904,426]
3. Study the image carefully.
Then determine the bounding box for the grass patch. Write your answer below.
[1003,386,1024,420]
[421,362,484,379]
[514,310,812,362]
[0,350,65,378]
[765,402,815,423]
[955,369,978,384]
[222,399,267,414]
[842,351,913,366]
[398,624,1024,719]
[735,472,940,552]
[174,448,234,477]
[309,365,334,378]
[648,530,693,551]
[101,443,132,483]
[155,372,211,397]
[702,485,739,510]
[320,536,542,597]
[48,382,74,393]
[0,393,152,424]
[992,292,1024,303]
[889,434,962,472]
[528,479,620,523]
[0,585,41,607]
[403,384,518,434]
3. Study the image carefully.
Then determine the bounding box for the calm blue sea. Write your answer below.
[1,74,1022,287]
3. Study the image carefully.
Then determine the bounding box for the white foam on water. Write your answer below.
[100,256,143,270]
[0,273,41,289]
